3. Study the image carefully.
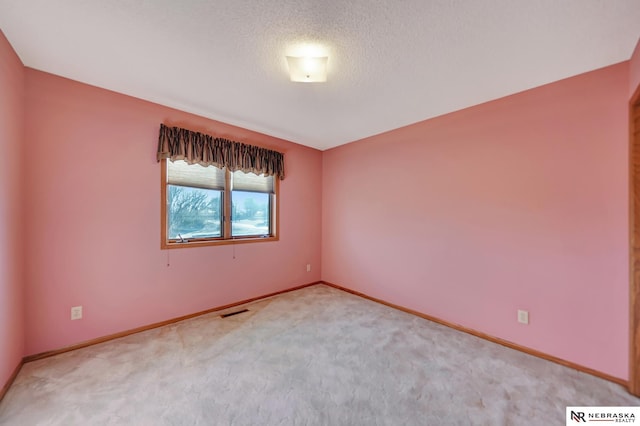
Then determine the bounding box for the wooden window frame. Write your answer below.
[160,158,279,249]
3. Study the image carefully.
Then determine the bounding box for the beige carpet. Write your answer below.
[0,284,637,425]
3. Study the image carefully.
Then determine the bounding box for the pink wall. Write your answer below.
[322,63,630,380]
[631,38,640,99]
[23,69,322,355]
[0,31,25,387]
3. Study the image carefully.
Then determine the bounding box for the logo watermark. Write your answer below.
[567,407,638,424]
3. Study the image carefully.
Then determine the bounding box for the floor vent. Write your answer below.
[220,309,249,318]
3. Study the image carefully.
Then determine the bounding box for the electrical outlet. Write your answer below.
[306,264,311,272]
[517,309,529,324]
[71,306,83,320]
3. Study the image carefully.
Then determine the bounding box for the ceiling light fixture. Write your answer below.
[286,55,328,83]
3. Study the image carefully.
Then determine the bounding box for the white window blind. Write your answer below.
[167,160,225,190]
[232,171,274,193]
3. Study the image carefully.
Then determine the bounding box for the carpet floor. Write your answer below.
[0,284,638,425]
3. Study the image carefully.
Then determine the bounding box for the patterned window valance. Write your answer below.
[157,124,285,180]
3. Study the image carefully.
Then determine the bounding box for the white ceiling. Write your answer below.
[1,1,639,151]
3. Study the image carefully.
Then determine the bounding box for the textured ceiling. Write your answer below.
[1,1,639,150]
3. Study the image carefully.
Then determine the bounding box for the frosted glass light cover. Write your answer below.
[286,56,328,82]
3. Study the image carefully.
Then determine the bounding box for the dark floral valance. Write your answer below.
[157,124,285,180]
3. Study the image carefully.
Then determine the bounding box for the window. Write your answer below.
[156,124,284,248]
[161,159,278,248]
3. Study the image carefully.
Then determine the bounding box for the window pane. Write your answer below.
[231,191,270,237]
[167,185,222,239]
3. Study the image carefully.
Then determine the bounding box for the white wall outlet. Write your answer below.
[71,306,83,320]
[306,264,311,272]
[517,309,529,324]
